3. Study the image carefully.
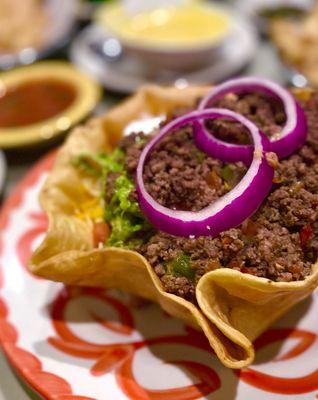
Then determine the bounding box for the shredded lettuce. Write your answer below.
[74,148,152,249]
[106,173,151,248]
[220,164,234,182]
[73,149,125,177]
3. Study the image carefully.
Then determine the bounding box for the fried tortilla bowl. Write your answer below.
[30,85,318,369]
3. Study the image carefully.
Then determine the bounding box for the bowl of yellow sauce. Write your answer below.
[95,0,233,70]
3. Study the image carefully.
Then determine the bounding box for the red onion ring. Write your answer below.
[136,109,274,238]
[194,77,308,165]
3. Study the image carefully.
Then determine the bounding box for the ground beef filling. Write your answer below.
[206,92,287,144]
[142,126,245,211]
[109,90,318,303]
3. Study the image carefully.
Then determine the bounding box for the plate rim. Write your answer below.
[0,0,79,70]
[0,151,93,400]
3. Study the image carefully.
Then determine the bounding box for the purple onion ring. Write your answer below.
[136,108,274,238]
[194,77,308,165]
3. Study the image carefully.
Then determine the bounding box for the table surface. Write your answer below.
[0,41,286,399]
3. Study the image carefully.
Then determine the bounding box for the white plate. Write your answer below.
[70,12,258,93]
[0,151,318,400]
[0,0,79,70]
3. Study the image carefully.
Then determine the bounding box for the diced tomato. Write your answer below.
[288,264,302,275]
[228,260,242,269]
[206,170,222,189]
[273,174,284,184]
[240,267,250,274]
[240,266,257,275]
[207,260,221,271]
[228,260,242,270]
[221,236,233,245]
[93,221,110,247]
[300,224,313,247]
[228,260,256,275]
[242,219,259,237]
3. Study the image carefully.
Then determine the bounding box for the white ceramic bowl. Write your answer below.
[96,2,234,71]
[121,36,233,71]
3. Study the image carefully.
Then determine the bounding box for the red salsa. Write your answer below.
[0,79,77,128]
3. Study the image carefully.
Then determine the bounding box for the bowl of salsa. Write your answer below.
[0,61,101,149]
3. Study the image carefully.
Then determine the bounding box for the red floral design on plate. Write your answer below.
[48,285,318,399]
[49,287,221,400]
[237,328,318,395]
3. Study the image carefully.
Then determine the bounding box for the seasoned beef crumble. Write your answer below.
[207,92,287,144]
[107,90,318,303]
[142,126,246,212]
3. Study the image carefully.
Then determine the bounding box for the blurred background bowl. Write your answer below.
[95,1,235,71]
[70,12,257,93]
[0,61,101,149]
[239,0,313,35]
[0,0,79,70]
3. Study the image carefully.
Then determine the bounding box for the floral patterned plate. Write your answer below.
[0,151,318,400]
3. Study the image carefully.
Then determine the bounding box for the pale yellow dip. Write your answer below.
[96,1,231,48]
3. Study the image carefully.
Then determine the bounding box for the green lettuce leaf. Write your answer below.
[106,173,151,248]
[74,148,152,248]
[73,148,125,177]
